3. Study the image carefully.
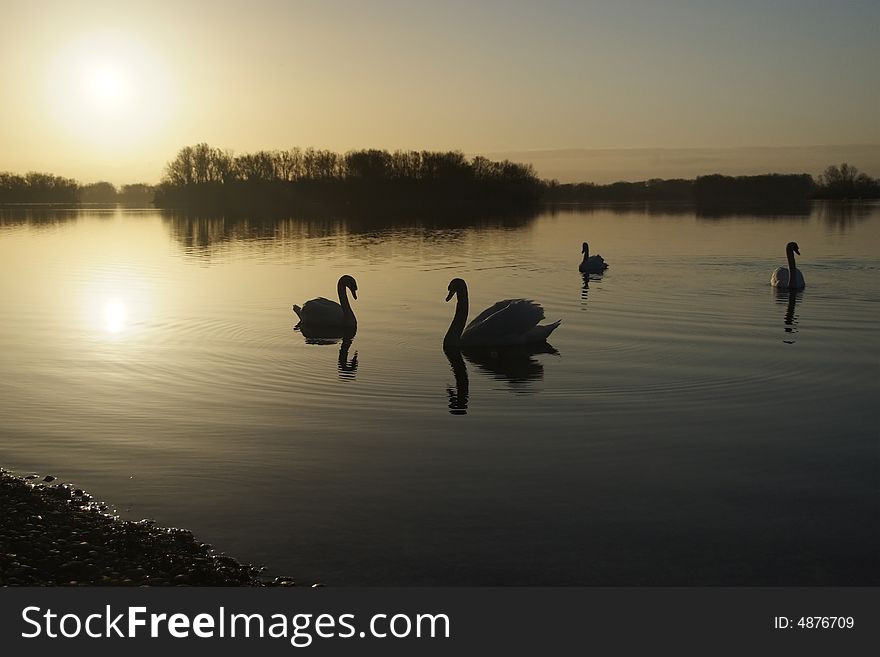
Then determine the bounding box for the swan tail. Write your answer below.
[530,319,561,343]
[292,304,303,318]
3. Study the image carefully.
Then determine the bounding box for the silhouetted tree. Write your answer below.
[154,143,542,212]
[0,171,79,203]
[165,145,195,185]
[345,149,393,180]
[118,183,156,204]
[693,173,814,203]
[235,151,276,182]
[79,181,117,203]
[814,163,879,198]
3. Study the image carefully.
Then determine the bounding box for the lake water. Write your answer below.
[1,202,877,585]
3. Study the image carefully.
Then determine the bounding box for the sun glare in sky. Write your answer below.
[85,65,129,111]
[46,32,174,149]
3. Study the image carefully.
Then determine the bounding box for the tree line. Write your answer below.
[0,172,155,204]
[152,143,542,211]
[813,163,880,199]
[2,151,878,207]
[0,172,79,203]
[544,164,879,204]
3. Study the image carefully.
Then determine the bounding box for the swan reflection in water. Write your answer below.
[337,337,358,381]
[444,343,559,415]
[774,289,804,344]
[581,268,608,305]
[294,323,358,381]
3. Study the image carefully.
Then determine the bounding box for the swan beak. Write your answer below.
[445,290,454,302]
[351,289,358,300]
[794,246,800,255]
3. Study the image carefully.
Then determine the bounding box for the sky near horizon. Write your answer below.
[1,0,878,184]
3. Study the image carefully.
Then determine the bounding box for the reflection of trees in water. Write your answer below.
[544,201,695,218]
[545,200,816,220]
[695,201,812,221]
[167,213,283,251]
[0,206,157,232]
[546,199,880,228]
[0,208,96,230]
[165,206,540,254]
[444,343,558,415]
[816,200,874,231]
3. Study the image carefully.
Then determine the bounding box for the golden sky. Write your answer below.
[1,0,878,184]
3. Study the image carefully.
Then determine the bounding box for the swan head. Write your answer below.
[581,242,589,254]
[339,274,358,300]
[446,278,467,302]
[786,241,800,256]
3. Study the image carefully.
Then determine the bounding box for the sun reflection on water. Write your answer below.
[81,276,154,341]
[103,298,127,334]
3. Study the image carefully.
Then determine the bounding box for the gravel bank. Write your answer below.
[0,468,294,586]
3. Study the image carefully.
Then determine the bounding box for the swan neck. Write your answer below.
[444,288,469,347]
[786,249,797,284]
[337,280,355,323]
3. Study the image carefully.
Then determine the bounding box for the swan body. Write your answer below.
[770,242,805,289]
[293,275,358,327]
[443,278,561,347]
[579,242,608,273]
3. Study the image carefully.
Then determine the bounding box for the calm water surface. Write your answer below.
[1,203,877,584]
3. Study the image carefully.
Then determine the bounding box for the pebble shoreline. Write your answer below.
[0,468,296,587]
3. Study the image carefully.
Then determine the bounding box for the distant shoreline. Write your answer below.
[485,144,880,185]
[0,198,880,217]
[3,148,879,209]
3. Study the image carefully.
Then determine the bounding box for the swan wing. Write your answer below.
[580,254,608,273]
[298,297,344,323]
[770,267,790,288]
[462,299,546,343]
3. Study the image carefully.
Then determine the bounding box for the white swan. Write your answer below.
[770,242,806,289]
[293,275,358,328]
[579,242,608,273]
[443,278,561,347]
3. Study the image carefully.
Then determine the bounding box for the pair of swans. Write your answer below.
[579,239,808,290]
[293,276,561,347]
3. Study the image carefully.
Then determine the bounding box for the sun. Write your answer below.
[85,65,130,111]
[47,31,174,147]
